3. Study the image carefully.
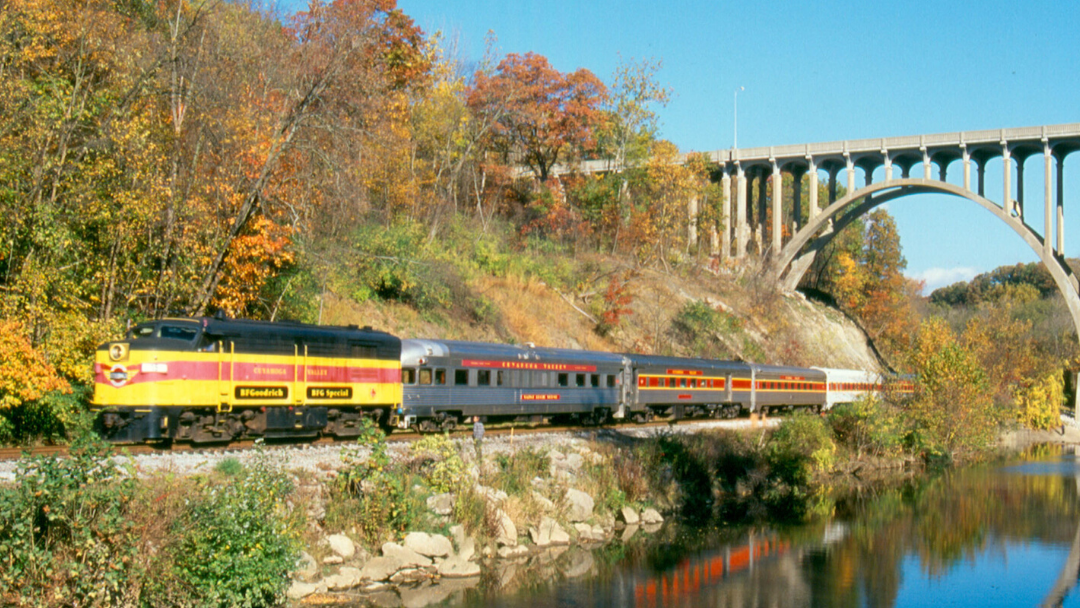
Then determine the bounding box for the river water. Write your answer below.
[452,448,1080,608]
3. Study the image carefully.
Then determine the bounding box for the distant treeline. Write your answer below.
[928,261,1078,307]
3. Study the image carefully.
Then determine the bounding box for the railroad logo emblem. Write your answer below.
[108,364,135,388]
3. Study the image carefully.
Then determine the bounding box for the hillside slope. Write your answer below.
[317,255,882,372]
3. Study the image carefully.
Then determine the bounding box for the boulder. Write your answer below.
[325,566,362,590]
[389,568,433,584]
[403,532,453,558]
[294,551,319,582]
[495,509,517,547]
[381,542,432,567]
[564,489,594,522]
[359,555,406,582]
[641,508,664,524]
[529,516,569,546]
[564,453,584,472]
[531,491,556,512]
[426,493,454,516]
[619,507,640,526]
[322,555,343,565]
[456,535,477,562]
[327,533,356,559]
[286,580,325,600]
[438,555,482,578]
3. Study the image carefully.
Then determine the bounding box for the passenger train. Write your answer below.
[91,316,910,443]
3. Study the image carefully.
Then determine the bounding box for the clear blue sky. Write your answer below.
[287,0,1080,292]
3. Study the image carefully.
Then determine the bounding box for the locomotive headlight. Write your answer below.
[109,343,128,361]
[142,363,168,374]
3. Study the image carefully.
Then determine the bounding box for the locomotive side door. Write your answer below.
[217,340,235,412]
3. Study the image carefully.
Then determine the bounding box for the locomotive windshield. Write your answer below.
[128,323,200,342]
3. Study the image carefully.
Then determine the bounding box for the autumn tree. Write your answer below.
[467,52,606,182]
[906,317,997,458]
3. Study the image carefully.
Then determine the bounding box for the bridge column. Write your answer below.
[1045,142,1053,257]
[1003,143,1013,216]
[807,158,819,220]
[736,164,747,258]
[846,155,855,194]
[963,146,971,191]
[772,161,782,257]
[923,149,932,180]
[721,170,732,260]
[1058,153,1066,255]
[883,152,893,182]
[791,166,806,232]
[1017,155,1026,219]
[978,160,986,197]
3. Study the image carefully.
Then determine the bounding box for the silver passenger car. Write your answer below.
[399,339,629,431]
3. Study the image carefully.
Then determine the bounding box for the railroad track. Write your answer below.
[0,416,774,463]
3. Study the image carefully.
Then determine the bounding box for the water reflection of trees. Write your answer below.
[808,463,1080,607]
[624,459,1080,608]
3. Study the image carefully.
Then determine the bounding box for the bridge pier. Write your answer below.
[736,164,747,258]
[721,171,731,260]
[771,161,782,257]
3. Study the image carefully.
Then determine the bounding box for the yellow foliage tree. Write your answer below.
[0,320,70,409]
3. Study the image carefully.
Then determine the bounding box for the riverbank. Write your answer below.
[2,413,1074,607]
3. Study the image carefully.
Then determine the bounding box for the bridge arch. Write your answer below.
[772,178,1080,337]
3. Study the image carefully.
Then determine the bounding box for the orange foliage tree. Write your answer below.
[467,52,607,182]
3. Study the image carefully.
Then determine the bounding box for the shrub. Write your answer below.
[410,434,467,493]
[0,437,137,606]
[490,447,549,496]
[767,413,836,485]
[1013,372,1063,430]
[164,450,301,608]
[330,419,424,546]
[827,396,903,457]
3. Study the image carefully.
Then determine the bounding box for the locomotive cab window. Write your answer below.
[403,368,417,385]
[160,325,198,342]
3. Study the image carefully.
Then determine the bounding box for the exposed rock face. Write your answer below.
[564,488,594,522]
[327,533,356,559]
[404,531,453,558]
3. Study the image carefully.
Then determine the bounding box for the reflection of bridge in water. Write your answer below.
[1042,450,1080,608]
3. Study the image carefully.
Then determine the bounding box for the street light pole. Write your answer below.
[734,86,745,149]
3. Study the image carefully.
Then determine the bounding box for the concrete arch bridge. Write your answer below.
[580,124,1080,342]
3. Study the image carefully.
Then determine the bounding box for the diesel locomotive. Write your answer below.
[92,316,902,443]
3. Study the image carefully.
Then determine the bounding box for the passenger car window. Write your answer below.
[455,370,469,386]
[558,373,568,387]
[419,368,432,385]
[478,370,491,386]
[576,374,585,387]
[402,368,416,385]
[435,369,446,385]
[608,375,617,388]
[590,374,599,387]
